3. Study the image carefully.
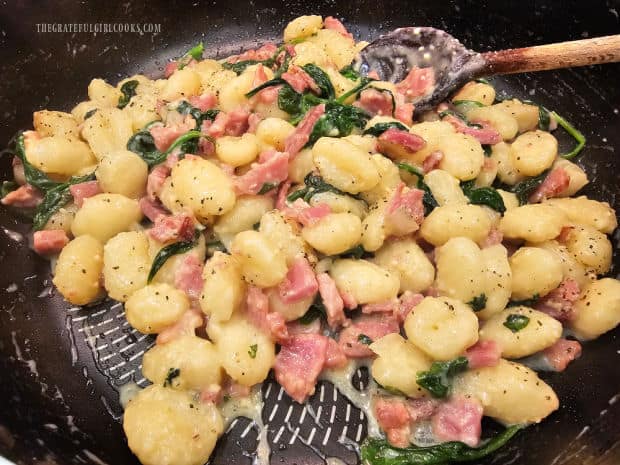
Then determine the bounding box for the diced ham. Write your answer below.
[198,137,215,156]
[395,291,424,323]
[278,256,319,304]
[323,16,353,39]
[199,384,223,404]
[282,199,331,227]
[139,197,169,222]
[317,273,347,329]
[480,227,504,248]
[247,113,263,134]
[68,181,101,208]
[384,182,425,236]
[227,43,278,64]
[395,67,435,101]
[324,337,348,369]
[156,308,203,344]
[232,150,290,195]
[281,65,320,94]
[246,286,289,342]
[340,289,358,310]
[225,106,251,136]
[275,180,292,210]
[557,225,574,244]
[164,61,179,78]
[394,100,415,126]
[147,165,170,200]
[541,338,582,372]
[465,340,501,369]
[150,116,195,152]
[255,85,281,105]
[431,397,483,448]
[374,397,412,448]
[362,299,398,314]
[148,214,194,243]
[378,128,426,158]
[225,380,252,399]
[423,150,443,173]
[444,115,502,145]
[274,334,328,403]
[356,88,394,116]
[174,254,204,300]
[338,314,399,358]
[204,112,229,138]
[188,93,217,111]
[287,318,322,336]
[367,70,381,80]
[534,278,581,321]
[250,64,280,105]
[284,104,326,157]
[1,184,42,208]
[407,397,439,423]
[528,167,570,203]
[33,229,69,255]
[12,157,26,185]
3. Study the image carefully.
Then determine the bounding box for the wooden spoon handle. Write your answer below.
[480,35,620,75]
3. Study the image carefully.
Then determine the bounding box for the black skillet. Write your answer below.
[0,1,619,464]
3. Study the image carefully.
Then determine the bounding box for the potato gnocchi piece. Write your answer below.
[161,67,201,101]
[372,238,435,294]
[283,15,323,42]
[420,203,492,246]
[123,385,223,465]
[477,244,512,320]
[291,41,331,68]
[170,157,236,219]
[494,99,539,133]
[44,204,78,234]
[142,336,222,390]
[25,134,96,176]
[569,278,620,340]
[360,208,387,252]
[499,204,567,243]
[564,224,612,275]
[88,78,122,108]
[437,132,485,181]
[309,191,368,218]
[479,307,562,358]
[288,148,316,183]
[409,121,455,165]
[491,141,524,185]
[102,231,150,302]
[33,110,80,138]
[434,237,485,303]
[231,230,288,287]
[510,130,558,176]
[81,107,134,159]
[552,159,588,197]
[258,210,309,265]
[452,81,496,106]
[302,212,362,255]
[544,196,617,234]
[211,316,275,386]
[218,67,259,112]
[313,137,381,194]
[125,283,189,334]
[71,193,142,243]
[534,240,591,288]
[255,118,295,152]
[213,195,274,241]
[453,359,559,424]
[509,246,563,300]
[329,258,400,304]
[52,235,104,305]
[200,252,246,322]
[358,154,401,205]
[267,288,314,321]
[96,150,148,199]
[370,333,432,397]
[307,29,357,69]
[404,296,479,361]
[466,104,519,141]
[215,134,260,167]
[421,169,468,206]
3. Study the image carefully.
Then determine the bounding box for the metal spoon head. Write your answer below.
[357,27,486,111]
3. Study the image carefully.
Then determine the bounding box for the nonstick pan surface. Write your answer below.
[0,1,619,464]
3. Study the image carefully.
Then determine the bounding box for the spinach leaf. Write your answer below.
[461,181,506,214]
[84,108,98,120]
[468,293,487,312]
[375,381,407,397]
[222,60,262,74]
[13,133,62,192]
[302,63,335,100]
[206,240,226,254]
[148,233,198,283]
[117,80,139,109]
[127,128,203,167]
[396,162,438,215]
[538,105,551,131]
[298,296,327,325]
[245,77,286,98]
[248,344,258,358]
[340,244,367,260]
[503,314,530,332]
[511,170,549,205]
[176,100,219,128]
[0,181,18,199]
[177,42,204,69]
[507,294,539,308]
[358,334,373,345]
[257,182,278,195]
[163,368,181,387]
[552,111,586,159]
[482,144,492,157]
[339,64,360,80]
[453,99,484,115]
[278,84,303,115]
[360,425,525,465]
[416,356,468,398]
[286,172,348,203]
[336,76,376,103]
[474,77,491,84]
[307,101,369,145]
[363,121,408,137]
[32,173,96,231]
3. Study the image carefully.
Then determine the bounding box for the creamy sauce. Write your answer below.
[320,360,382,438]
[119,382,142,409]
[3,228,23,242]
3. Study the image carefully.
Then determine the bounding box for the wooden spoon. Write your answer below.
[357,28,620,110]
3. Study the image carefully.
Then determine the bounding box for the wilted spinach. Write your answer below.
[416,356,469,398]
[117,80,139,109]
